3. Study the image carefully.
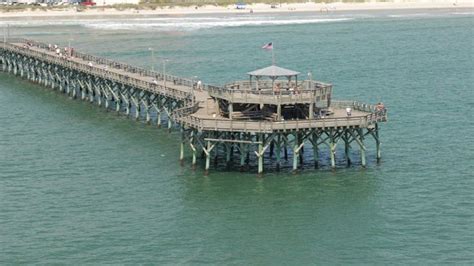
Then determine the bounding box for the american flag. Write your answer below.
[262,42,273,50]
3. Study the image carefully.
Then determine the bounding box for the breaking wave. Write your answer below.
[0,16,353,31]
[83,17,354,31]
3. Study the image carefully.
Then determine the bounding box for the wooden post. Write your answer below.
[214,99,219,115]
[192,145,197,169]
[299,137,304,166]
[89,80,94,103]
[277,104,281,120]
[190,132,197,170]
[312,132,319,169]
[125,96,130,115]
[375,123,381,163]
[275,135,282,171]
[225,142,232,169]
[329,129,336,169]
[135,99,140,120]
[293,133,299,172]
[258,138,264,175]
[240,142,246,172]
[97,88,102,106]
[228,103,233,120]
[344,130,351,166]
[132,97,140,120]
[115,98,120,112]
[167,115,172,131]
[105,93,110,109]
[179,130,185,165]
[205,140,211,175]
[156,108,161,127]
[359,128,366,168]
[309,103,314,119]
[72,83,77,99]
[145,107,151,124]
[269,140,274,159]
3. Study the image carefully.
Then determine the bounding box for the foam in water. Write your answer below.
[0,16,353,31]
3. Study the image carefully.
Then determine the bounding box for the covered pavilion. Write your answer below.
[247,65,300,91]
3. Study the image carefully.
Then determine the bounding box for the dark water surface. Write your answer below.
[1,9,473,264]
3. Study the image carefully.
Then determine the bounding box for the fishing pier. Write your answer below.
[0,38,387,175]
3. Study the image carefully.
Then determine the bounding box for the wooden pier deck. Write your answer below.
[1,38,387,174]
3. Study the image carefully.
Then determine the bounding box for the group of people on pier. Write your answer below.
[376,102,386,115]
[272,82,300,95]
[47,43,75,60]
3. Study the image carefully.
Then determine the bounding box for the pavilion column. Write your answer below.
[309,102,314,119]
[214,99,219,115]
[277,104,281,120]
[228,102,233,119]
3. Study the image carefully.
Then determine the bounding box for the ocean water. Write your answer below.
[1,9,473,264]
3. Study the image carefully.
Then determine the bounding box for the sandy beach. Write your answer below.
[0,1,472,18]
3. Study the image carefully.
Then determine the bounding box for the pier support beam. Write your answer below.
[275,135,282,171]
[225,142,232,169]
[239,142,246,171]
[329,129,336,169]
[204,139,215,175]
[168,117,172,131]
[156,109,162,127]
[205,141,211,174]
[344,130,351,166]
[190,133,197,169]
[309,103,314,119]
[311,131,319,169]
[293,134,299,172]
[357,129,366,168]
[375,123,381,163]
[257,135,264,175]
[277,104,281,120]
[180,129,185,164]
[115,98,121,112]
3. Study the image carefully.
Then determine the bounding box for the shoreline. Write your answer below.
[0,1,472,18]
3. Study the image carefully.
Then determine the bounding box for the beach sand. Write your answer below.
[0,1,472,18]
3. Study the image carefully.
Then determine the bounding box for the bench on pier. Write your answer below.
[231,111,278,121]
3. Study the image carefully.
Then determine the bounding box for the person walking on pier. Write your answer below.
[197,80,202,91]
[346,107,352,117]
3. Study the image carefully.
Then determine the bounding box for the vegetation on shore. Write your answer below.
[0,0,391,13]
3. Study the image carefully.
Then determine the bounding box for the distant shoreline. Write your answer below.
[0,1,472,18]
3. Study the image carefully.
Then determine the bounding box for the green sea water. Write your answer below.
[1,9,473,264]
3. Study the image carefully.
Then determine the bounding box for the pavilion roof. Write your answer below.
[247,65,300,78]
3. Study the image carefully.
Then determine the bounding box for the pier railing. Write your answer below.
[224,80,332,91]
[175,111,386,133]
[3,38,195,88]
[2,40,192,100]
[208,82,332,105]
[172,102,200,120]
[331,100,387,118]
